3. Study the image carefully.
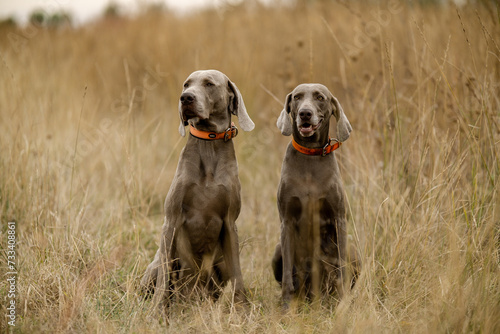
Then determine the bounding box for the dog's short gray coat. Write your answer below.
[141,70,254,316]
[272,83,358,307]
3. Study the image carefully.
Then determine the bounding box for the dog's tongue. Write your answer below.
[301,122,321,134]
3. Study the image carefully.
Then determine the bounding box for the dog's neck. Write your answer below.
[184,128,238,176]
[185,120,236,150]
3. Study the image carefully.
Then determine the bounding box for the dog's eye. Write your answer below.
[317,95,324,101]
[205,82,214,87]
[293,95,300,100]
[183,83,189,88]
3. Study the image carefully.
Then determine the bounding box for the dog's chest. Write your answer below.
[176,154,238,253]
[173,147,240,219]
[281,158,340,197]
[279,153,345,223]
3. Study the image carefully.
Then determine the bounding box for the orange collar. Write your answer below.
[292,137,342,156]
[189,123,238,141]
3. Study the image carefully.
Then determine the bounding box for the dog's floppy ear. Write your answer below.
[228,79,255,131]
[178,101,188,137]
[277,92,293,136]
[330,95,352,142]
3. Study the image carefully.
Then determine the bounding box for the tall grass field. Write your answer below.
[0,1,499,332]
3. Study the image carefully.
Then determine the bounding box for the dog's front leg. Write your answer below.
[280,222,295,309]
[151,219,176,321]
[221,220,247,305]
[335,217,347,299]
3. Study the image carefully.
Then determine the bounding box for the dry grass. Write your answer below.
[0,1,499,332]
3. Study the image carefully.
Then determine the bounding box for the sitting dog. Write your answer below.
[272,83,359,307]
[141,70,254,317]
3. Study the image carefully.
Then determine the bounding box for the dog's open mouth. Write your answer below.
[299,120,322,135]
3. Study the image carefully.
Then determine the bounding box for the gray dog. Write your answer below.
[272,83,358,307]
[141,70,254,316]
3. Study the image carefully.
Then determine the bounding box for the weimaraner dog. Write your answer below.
[141,70,254,316]
[272,83,358,307]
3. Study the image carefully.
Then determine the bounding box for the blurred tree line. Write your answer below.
[0,0,496,30]
[28,10,72,27]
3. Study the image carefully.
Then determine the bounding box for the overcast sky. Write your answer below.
[0,0,230,24]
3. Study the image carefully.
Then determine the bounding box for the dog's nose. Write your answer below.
[299,109,312,120]
[180,92,195,105]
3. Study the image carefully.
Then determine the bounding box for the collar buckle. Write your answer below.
[224,124,238,142]
[322,138,340,156]
[322,138,331,157]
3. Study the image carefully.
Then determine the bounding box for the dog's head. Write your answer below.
[178,70,255,136]
[277,83,352,143]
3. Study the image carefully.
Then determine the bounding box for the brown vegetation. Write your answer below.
[0,1,499,332]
